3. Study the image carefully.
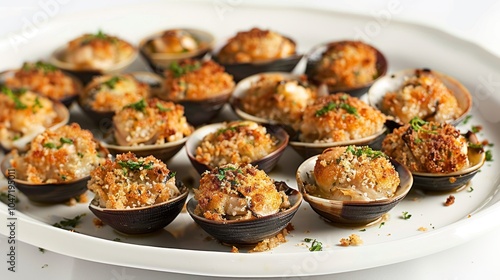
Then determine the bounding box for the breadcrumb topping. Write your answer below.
[217,28,295,63]
[339,234,363,246]
[299,93,386,143]
[87,152,180,209]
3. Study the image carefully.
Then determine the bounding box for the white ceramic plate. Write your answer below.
[1,1,500,277]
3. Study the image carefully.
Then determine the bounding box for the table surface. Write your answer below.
[1,1,500,279]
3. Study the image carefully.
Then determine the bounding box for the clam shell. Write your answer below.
[0,144,109,204]
[367,68,472,125]
[305,40,388,97]
[139,28,215,75]
[89,183,188,234]
[187,182,302,245]
[296,156,413,225]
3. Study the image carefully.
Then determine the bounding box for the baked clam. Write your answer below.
[0,61,83,107]
[0,87,69,152]
[50,30,138,83]
[305,40,388,96]
[185,121,289,174]
[77,73,150,126]
[230,72,324,133]
[100,98,194,162]
[187,164,302,245]
[296,146,413,225]
[139,28,215,74]
[214,27,303,82]
[155,58,234,126]
[368,68,472,126]
[382,118,485,191]
[288,93,387,158]
[87,153,187,234]
[1,123,108,203]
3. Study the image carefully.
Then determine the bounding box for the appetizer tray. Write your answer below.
[1,1,500,277]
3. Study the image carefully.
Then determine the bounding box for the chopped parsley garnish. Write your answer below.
[359,229,366,232]
[402,211,412,220]
[60,137,73,145]
[102,76,121,89]
[77,152,84,158]
[43,142,57,149]
[2,86,27,109]
[461,115,472,125]
[169,61,201,78]
[485,150,493,162]
[409,117,437,134]
[52,214,86,230]
[345,145,386,159]
[216,124,246,136]
[39,248,45,253]
[215,166,242,181]
[167,171,176,180]
[156,102,171,112]
[379,222,385,228]
[471,125,481,133]
[83,30,116,44]
[303,238,323,251]
[414,137,423,144]
[22,61,57,73]
[61,175,67,181]
[314,96,359,118]
[467,187,474,192]
[33,96,43,110]
[118,160,154,171]
[124,99,147,112]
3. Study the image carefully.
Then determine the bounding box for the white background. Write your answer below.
[1,0,500,279]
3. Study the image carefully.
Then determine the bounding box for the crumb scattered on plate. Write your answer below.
[444,195,455,206]
[93,218,104,228]
[339,234,363,246]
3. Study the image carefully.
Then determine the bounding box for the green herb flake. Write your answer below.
[169,61,201,78]
[23,61,57,73]
[39,248,45,253]
[2,86,27,110]
[156,102,172,112]
[167,171,176,180]
[215,166,241,181]
[414,137,423,144]
[102,76,122,89]
[77,152,84,158]
[43,142,57,149]
[379,222,385,228]
[309,239,323,252]
[471,125,481,133]
[61,175,67,181]
[339,103,359,117]
[461,115,473,125]
[303,238,313,242]
[60,137,73,145]
[113,238,122,242]
[468,142,483,149]
[315,102,337,117]
[359,229,366,232]
[485,150,493,162]
[52,214,86,230]
[402,211,412,220]
[124,99,147,112]
[409,117,437,135]
[467,187,474,193]
[33,96,43,110]
[345,145,386,159]
[118,160,154,171]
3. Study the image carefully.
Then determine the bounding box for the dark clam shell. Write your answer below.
[296,156,413,225]
[1,145,109,204]
[305,40,388,97]
[89,183,188,235]
[174,91,232,127]
[288,127,387,159]
[216,54,303,83]
[187,182,302,245]
[100,137,188,163]
[185,122,289,174]
[411,146,485,192]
